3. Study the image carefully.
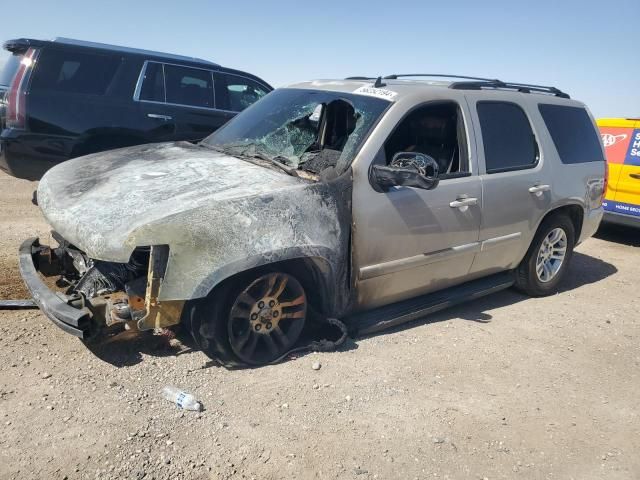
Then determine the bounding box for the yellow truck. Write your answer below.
[598,118,640,227]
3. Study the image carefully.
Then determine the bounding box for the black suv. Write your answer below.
[0,37,272,180]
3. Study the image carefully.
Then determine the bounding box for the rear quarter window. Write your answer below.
[30,48,121,95]
[538,104,604,164]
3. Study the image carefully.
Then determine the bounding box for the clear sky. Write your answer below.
[0,0,637,118]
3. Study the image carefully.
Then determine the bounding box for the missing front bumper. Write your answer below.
[18,237,185,339]
[18,237,92,338]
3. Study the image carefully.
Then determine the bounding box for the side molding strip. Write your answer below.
[359,242,481,280]
[480,232,522,251]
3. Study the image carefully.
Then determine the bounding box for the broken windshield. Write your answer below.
[201,88,390,175]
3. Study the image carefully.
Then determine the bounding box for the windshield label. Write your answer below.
[353,86,397,101]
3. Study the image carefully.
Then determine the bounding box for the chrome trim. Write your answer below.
[480,232,522,251]
[132,60,148,102]
[136,98,237,114]
[359,242,481,280]
[132,60,270,112]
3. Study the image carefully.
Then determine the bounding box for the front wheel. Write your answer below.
[189,271,308,367]
[514,214,575,296]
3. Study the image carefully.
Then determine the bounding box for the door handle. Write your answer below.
[147,113,172,120]
[528,184,551,196]
[630,173,640,180]
[449,196,478,208]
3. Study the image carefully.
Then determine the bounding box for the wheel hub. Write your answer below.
[249,297,282,333]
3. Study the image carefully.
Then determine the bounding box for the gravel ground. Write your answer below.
[0,170,638,480]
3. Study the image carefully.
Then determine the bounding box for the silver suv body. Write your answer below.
[20,76,606,366]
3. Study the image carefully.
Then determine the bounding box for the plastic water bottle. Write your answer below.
[161,386,202,411]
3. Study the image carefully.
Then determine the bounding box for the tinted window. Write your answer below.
[164,64,214,108]
[477,102,537,173]
[139,62,164,102]
[30,49,120,95]
[224,74,268,111]
[0,55,21,87]
[538,104,604,164]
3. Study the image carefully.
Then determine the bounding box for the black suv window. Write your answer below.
[0,55,21,87]
[30,48,120,95]
[538,104,604,164]
[477,102,538,173]
[139,62,164,102]
[224,74,268,112]
[164,64,214,109]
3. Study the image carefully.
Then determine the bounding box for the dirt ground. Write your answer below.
[0,169,638,480]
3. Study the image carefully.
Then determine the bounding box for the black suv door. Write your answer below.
[135,61,232,143]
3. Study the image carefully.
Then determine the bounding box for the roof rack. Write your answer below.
[383,73,501,82]
[449,79,570,98]
[345,73,570,99]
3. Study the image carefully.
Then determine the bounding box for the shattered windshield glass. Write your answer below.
[202,88,390,175]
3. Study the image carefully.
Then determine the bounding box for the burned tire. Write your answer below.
[514,214,575,297]
[188,271,308,367]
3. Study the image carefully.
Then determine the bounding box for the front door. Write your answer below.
[353,100,482,310]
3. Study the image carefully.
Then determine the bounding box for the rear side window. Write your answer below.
[30,49,120,95]
[538,104,604,164]
[477,102,538,173]
[223,74,269,111]
[139,62,164,102]
[164,64,214,108]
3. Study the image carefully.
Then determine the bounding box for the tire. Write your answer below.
[514,214,575,297]
[188,271,308,367]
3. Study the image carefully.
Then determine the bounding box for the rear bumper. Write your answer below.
[18,237,91,338]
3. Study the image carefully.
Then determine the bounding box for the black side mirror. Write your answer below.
[371,152,440,192]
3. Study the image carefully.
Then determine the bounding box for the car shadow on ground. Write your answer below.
[357,250,618,339]
[84,251,616,368]
[85,307,357,369]
[594,223,640,247]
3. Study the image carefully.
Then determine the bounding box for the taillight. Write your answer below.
[6,48,37,129]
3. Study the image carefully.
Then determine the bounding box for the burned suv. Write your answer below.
[20,75,606,366]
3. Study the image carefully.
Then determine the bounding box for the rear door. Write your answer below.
[466,97,550,275]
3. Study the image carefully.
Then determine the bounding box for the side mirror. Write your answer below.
[371,152,440,192]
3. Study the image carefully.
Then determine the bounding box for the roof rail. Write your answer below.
[449,80,570,99]
[344,74,570,98]
[383,73,502,82]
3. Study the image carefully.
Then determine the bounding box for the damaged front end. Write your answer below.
[19,233,183,340]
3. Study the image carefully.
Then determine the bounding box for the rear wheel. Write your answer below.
[514,214,575,296]
[189,271,308,367]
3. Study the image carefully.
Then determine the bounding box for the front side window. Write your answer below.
[383,101,469,178]
[538,104,604,164]
[202,88,390,175]
[223,74,269,112]
[164,64,214,108]
[477,102,538,173]
[30,49,121,95]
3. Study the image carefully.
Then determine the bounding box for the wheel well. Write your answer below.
[207,257,333,315]
[541,204,584,245]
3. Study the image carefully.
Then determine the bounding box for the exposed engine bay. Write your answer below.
[33,232,182,339]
